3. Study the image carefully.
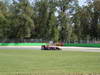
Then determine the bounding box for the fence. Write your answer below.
[64,43,100,48]
[0,43,48,46]
[0,39,100,47]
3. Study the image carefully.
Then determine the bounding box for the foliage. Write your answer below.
[0,0,100,42]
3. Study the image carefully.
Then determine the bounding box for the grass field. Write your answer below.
[0,50,100,75]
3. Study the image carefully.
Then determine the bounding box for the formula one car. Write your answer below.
[41,45,61,50]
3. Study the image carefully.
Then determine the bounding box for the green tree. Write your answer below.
[90,0,100,40]
[0,2,10,39]
[8,0,34,39]
[32,0,49,39]
[57,0,78,42]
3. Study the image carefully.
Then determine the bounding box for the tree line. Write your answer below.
[0,0,100,43]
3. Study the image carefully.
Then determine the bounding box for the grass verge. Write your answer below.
[0,50,100,75]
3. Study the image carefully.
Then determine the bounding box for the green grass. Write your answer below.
[0,50,100,75]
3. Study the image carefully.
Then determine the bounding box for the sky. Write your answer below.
[0,0,87,6]
[79,0,87,6]
[30,0,87,6]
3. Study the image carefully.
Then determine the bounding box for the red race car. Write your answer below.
[41,45,61,50]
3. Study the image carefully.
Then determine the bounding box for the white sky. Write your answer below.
[0,0,87,6]
[79,0,87,6]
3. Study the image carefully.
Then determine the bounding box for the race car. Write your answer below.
[41,45,61,50]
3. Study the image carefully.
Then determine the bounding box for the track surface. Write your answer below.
[0,46,100,52]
